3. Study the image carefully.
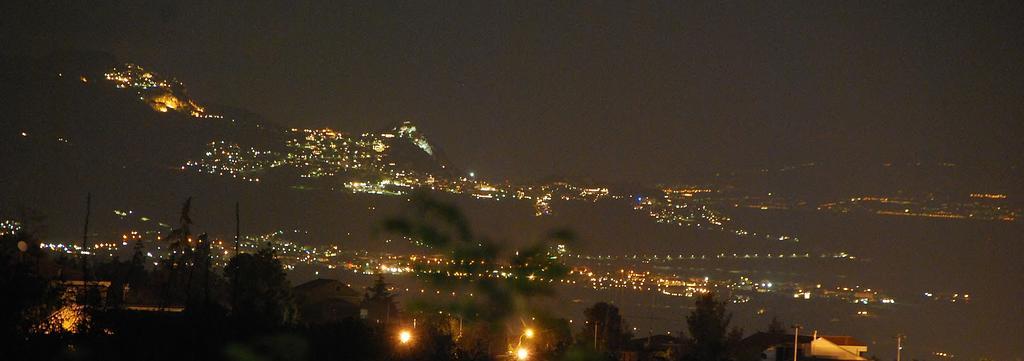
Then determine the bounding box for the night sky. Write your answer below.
[4,1,1023,184]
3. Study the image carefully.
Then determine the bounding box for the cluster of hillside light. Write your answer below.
[104,63,212,117]
[0,219,22,236]
[818,194,1017,221]
[96,62,837,239]
[634,188,799,242]
[184,121,615,215]
[182,141,284,182]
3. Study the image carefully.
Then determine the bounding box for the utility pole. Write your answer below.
[81,193,92,285]
[896,334,905,361]
[792,324,803,361]
[234,201,240,256]
[201,233,211,307]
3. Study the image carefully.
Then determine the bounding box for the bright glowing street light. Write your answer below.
[524,328,535,339]
[515,347,530,360]
[399,329,413,345]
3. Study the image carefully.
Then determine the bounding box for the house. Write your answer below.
[737,331,868,361]
[293,278,362,323]
[625,334,682,361]
[811,336,868,360]
[736,332,814,361]
[34,280,112,334]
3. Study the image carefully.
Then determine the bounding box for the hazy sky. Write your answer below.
[4,1,1022,183]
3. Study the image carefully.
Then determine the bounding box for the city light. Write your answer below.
[399,329,412,345]
[4,3,1019,361]
[515,347,529,361]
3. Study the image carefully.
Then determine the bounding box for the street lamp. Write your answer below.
[516,347,530,361]
[399,329,413,345]
[514,327,537,358]
[896,334,906,361]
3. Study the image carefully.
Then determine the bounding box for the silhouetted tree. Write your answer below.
[406,315,460,361]
[382,193,574,352]
[362,273,399,325]
[125,238,149,289]
[681,293,733,361]
[0,228,63,339]
[90,239,151,310]
[183,233,223,311]
[225,247,297,330]
[767,316,785,335]
[157,197,194,309]
[93,258,128,309]
[304,318,387,361]
[536,316,575,358]
[726,326,745,360]
[579,302,632,355]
